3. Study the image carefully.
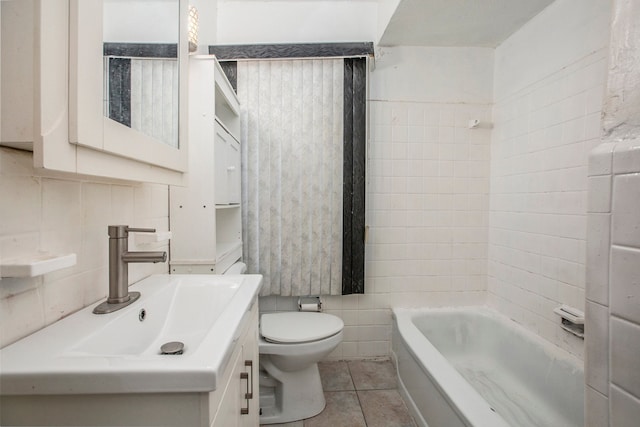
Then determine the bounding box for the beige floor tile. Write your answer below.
[319,361,355,391]
[303,391,366,427]
[348,360,397,390]
[358,389,416,427]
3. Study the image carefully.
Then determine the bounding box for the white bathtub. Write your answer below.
[392,307,584,427]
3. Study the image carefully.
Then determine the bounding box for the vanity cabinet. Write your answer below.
[170,56,243,274]
[0,0,188,185]
[210,299,260,427]
[0,297,260,427]
[211,303,259,427]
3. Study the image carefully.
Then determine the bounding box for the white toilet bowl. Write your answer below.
[259,312,344,425]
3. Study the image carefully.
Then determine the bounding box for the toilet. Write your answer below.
[223,261,344,424]
[259,311,344,424]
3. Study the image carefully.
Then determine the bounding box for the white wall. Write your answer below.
[585,0,640,425]
[103,0,178,43]
[370,46,494,104]
[190,0,218,52]
[216,0,378,44]
[376,0,401,44]
[488,0,611,360]
[0,147,169,348]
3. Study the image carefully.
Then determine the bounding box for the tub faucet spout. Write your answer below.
[93,225,167,314]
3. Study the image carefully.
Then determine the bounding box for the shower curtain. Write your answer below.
[237,59,344,296]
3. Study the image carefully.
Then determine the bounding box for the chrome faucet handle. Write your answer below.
[108,225,157,238]
[126,227,156,233]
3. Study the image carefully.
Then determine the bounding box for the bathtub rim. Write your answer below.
[393,305,584,426]
[393,306,510,427]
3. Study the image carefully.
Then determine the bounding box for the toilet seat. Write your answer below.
[261,312,344,344]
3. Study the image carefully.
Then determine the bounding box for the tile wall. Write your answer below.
[586,142,640,425]
[585,0,640,423]
[487,0,611,360]
[488,50,608,359]
[0,147,170,348]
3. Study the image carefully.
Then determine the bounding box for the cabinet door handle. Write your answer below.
[240,372,250,415]
[244,360,253,399]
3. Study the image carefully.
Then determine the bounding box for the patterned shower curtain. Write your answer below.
[237,59,344,296]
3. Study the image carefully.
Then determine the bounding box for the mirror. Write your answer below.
[102,0,180,148]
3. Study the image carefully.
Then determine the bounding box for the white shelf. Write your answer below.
[215,204,240,210]
[1,253,77,278]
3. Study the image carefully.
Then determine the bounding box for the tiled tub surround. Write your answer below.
[0,147,170,348]
[487,0,611,360]
[488,49,608,359]
[585,142,640,425]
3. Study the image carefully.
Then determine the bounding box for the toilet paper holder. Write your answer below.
[298,296,322,312]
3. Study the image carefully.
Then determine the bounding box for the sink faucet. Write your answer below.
[93,225,167,314]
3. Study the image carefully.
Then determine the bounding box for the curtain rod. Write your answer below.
[208,42,375,61]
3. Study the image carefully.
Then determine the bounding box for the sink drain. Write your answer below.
[160,341,184,355]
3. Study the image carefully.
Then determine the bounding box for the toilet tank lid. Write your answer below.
[260,312,344,344]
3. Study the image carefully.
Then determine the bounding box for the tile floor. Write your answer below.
[262,360,416,427]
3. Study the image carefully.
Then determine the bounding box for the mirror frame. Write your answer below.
[69,0,188,175]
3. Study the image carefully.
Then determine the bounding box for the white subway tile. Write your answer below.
[0,287,45,348]
[585,386,609,427]
[613,140,640,175]
[611,317,640,398]
[0,176,41,236]
[587,175,611,213]
[610,385,640,427]
[391,104,408,126]
[111,185,135,225]
[81,183,112,227]
[612,173,640,247]
[588,142,614,176]
[81,267,108,306]
[585,213,610,305]
[585,301,609,395]
[341,341,358,359]
[610,246,640,324]
[407,105,425,126]
[42,274,86,324]
[0,233,39,266]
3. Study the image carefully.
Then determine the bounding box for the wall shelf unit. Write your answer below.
[1,253,77,278]
[170,56,242,274]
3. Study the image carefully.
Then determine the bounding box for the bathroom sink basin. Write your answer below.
[0,274,262,395]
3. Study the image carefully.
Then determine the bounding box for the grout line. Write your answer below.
[347,362,369,427]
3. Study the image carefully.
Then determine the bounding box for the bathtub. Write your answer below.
[392,307,584,427]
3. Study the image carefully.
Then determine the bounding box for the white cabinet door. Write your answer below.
[241,321,259,426]
[210,300,259,427]
[211,350,243,427]
[214,122,230,205]
[227,140,241,204]
[214,121,241,205]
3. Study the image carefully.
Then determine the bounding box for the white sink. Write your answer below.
[0,274,262,395]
